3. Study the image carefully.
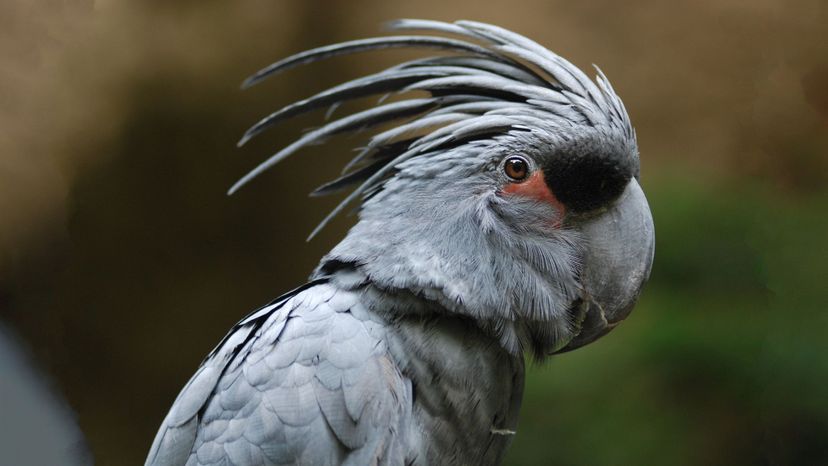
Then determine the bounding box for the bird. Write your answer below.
[145,19,655,466]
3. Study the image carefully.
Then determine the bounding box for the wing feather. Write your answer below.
[145,280,410,466]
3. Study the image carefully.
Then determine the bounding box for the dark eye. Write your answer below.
[503,156,530,181]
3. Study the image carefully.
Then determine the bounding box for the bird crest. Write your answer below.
[233,19,636,239]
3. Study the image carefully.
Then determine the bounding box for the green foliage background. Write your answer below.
[1,1,825,464]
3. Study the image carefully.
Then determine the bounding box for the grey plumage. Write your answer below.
[147,281,413,466]
[148,19,654,466]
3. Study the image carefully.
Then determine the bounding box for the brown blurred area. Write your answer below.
[1,1,826,465]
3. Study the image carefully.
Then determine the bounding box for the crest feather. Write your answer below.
[233,19,635,239]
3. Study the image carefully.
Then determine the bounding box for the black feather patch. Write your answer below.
[542,136,635,213]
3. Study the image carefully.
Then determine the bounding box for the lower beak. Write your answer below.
[555,178,655,353]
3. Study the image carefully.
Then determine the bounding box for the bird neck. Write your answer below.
[318,268,526,464]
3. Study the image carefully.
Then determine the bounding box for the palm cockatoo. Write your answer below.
[146,19,655,466]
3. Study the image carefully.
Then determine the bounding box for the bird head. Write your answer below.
[234,20,655,358]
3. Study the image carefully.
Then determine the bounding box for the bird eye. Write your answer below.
[503,156,530,181]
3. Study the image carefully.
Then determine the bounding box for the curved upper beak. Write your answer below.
[555,178,655,353]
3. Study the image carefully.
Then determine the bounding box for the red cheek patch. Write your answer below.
[501,171,566,226]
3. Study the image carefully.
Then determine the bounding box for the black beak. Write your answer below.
[554,178,655,353]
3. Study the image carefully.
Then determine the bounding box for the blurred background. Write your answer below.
[1,0,826,464]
